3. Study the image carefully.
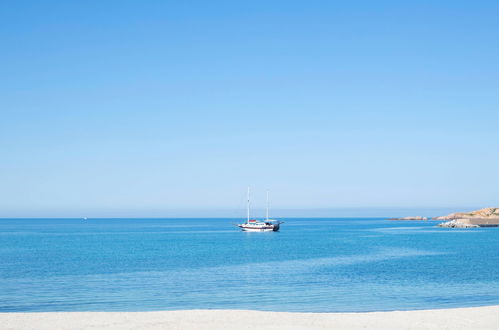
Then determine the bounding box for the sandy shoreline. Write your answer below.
[1,306,499,330]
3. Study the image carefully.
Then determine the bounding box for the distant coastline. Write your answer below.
[433,207,499,221]
[389,207,499,228]
[388,216,428,221]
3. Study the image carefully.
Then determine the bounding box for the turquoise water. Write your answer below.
[1,218,499,312]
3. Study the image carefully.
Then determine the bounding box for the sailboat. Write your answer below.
[237,188,283,232]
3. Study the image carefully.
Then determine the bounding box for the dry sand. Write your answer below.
[1,306,498,330]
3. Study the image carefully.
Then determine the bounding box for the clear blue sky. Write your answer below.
[1,1,498,217]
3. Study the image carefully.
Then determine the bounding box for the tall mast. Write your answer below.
[247,186,250,223]
[266,189,269,221]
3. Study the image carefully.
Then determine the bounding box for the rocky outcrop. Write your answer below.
[438,220,479,228]
[435,209,499,228]
[433,207,499,220]
[388,216,428,221]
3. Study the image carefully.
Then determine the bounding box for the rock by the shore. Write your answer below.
[388,216,428,221]
[438,220,479,228]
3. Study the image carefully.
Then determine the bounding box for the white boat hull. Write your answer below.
[240,227,274,232]
[237,221,281,232]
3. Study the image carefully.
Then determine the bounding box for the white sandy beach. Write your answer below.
[1,306,498,330]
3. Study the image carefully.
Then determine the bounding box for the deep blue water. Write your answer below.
[1,218,498,312]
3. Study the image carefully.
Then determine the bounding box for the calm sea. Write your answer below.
[1,218,498,312]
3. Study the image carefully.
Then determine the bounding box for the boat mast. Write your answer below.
[247,186,250,223]
[266,190,269,221]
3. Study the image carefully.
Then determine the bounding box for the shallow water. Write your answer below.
[1,218,498,312]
